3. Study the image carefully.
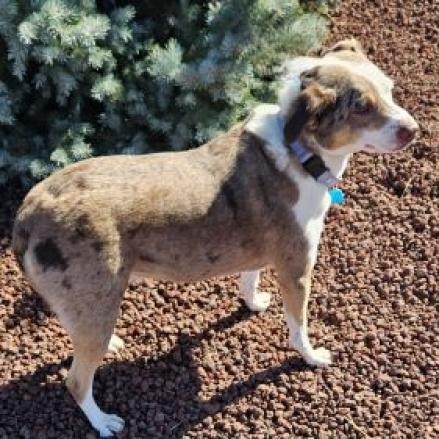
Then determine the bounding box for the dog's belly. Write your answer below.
[131,266,255,284]
[130,230,266,282]
[130,258,264,283]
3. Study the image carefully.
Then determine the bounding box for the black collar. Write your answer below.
[277,114,339,187]
[288,139,340,187]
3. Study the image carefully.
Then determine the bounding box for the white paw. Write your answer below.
[108,334,124,353]
[303,347,332,367]
[244,291,271,312]
[93,413,125,437]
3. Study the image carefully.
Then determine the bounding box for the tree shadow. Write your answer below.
[0,304,306,438]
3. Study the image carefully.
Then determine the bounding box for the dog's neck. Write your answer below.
[245,104,351,185]
[287,138,341,187]
[316,148,351,180]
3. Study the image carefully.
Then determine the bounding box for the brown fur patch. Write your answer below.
[256,174,273,209]
[325,126,360,150]
[207,252,221,264]
[284,71,336,144]
[127,225,141,239]
[75,176,88,190]
[221,182,239,220]
[68,234,82,244]
[69,214,95,243]
[62,277,72,289]
[139,253,156,264]
[46,184,62,198]
[91,241,104,253]
[76,214,91,237]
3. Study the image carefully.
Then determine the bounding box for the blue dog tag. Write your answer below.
[329,187,345,205]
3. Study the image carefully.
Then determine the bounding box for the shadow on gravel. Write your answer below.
[6,290,53,330]
[0,304,306,438]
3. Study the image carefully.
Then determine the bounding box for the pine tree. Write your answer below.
[0,0,332,186]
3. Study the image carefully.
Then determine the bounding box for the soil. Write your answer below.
[0,0,437,438]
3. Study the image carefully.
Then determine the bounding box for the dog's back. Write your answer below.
[13,122,297,289]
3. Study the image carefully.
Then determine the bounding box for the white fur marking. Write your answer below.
[339,101,418,154]
[246,105,347,264]
[285,311,331,367]
[246,104,290,171]
[291,173,331,265]
[108,334,125,353]
[79,381,125,437]
[239,271,271,312]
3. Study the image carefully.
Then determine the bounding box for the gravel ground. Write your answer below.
[0,1,438,438]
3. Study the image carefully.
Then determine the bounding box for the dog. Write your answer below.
[12,39,418,437]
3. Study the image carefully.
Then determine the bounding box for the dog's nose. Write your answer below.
[396,124,418,146]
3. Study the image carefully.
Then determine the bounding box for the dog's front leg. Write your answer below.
[239,270,271,312]
[277,264,331,367]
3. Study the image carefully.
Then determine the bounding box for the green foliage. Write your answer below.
[0,0,332,185]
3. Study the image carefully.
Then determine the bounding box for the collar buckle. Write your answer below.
[288,140,340,188]
[317,170,340,187]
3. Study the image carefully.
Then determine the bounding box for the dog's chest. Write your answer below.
[292,175,331,264]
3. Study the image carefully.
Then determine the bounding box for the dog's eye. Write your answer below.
[353,100,372,115]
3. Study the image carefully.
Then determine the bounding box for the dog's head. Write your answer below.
[279,39,419,155]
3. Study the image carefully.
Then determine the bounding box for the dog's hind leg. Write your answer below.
[67,317,125,438]
[61,272,129,437]
[23,245,128,437]
[239,270,271,312]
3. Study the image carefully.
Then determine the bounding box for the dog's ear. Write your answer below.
[320,38,364,56]
[283,68,336,144]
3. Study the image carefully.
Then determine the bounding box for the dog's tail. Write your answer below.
[12,217,30,273]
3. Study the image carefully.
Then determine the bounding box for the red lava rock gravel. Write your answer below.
[0,1,438,438]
